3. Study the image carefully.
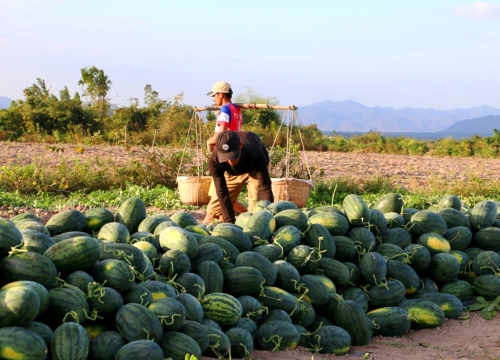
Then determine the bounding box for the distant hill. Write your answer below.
[298,100,500,133]
[0,96,13,109]
[437,115,500,136]
[326,115,500,140]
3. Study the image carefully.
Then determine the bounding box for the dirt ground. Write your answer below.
[1,142,500,359]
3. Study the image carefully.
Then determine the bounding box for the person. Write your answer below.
[206,81,243,150]
[207,130,274,224]
[204,81,246,223]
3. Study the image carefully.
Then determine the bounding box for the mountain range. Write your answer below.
[2,95,500,137]
[0,96,12,109]
[297,100,500,133]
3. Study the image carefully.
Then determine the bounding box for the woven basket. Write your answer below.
[177,176,212,206]
[271,178,313,208]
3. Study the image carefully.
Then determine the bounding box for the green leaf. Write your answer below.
[469,302,486,311]
[480,308,495,320]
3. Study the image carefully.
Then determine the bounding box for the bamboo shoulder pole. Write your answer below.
[193,103,297,112]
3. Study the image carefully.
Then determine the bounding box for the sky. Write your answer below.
[1,0,499,110]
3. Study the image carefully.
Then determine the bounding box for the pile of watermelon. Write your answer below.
[1,193,500,360]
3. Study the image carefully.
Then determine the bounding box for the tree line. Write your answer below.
[0,67,315,148]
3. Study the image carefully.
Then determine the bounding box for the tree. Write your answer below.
[78,66,112,119]
[234,87,280,129]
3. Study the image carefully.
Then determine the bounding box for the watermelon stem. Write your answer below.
[305,335,323,355]
[238,343,252,360]
[86,281,107,303]
[263,335,283,352]
[139,292,151,306]
[7,240,27,257]
[55,275,88,295]
[246,305,268,319]
[62,311,79,323]
[83,308,103,321]
[157,314,182,326]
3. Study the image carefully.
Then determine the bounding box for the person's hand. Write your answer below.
[207,142,214,153]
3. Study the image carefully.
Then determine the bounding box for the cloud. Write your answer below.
[0,38,7,43]
[455,2,500,19]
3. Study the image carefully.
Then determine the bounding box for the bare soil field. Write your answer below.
[2,142,500,189]
[1,142,500,359]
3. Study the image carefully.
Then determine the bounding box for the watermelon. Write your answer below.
[210,223,254,251]
[158,331,202,360]
[475,227,500,252]
[98,222,130,243]
[444,226,473,251]
[272,225,302,254]
[115,197,147,234]
[50,322,90,360]
[170,212,198,228]
[23,321,54,346]
[88,286,124,319]
[115,340,164,360]
[309,211,350,236]
[138,214,171,233]
[45,209,87,236]
[195,260,224,294]
[335,299,373,346]
[366,307,411,337]
[115,303,163,343]
[1,251,58,288]
[223,266,265,297]
[440,279,474,301]
[0,217,23,256]
[257,286,297,314]
[359,251,387,285]
[382,227,413,249]
[437,194,462,211]
[267,201,299,215]
[473,275,500,301]
[373,193,404,214]
[0,280,50,316]
[274,209,309,232]
[0,287,40,327]
[343,194,371,226]
[409,211,447,237]
[369,208,388,237]
[148,297,186,332]
[46,287,89,325]
[398,299,445,329]
[256,320,300,351]
[178,320,209,353]
[177,293,204,323]
[470,200,497,230]
[332,236,357,261]
[89,331,126,360]
[84,208,115,234]
[43,236,100,273]
[203,327,231,358]
[19,229,55,254]
[439,208,471,229]
[200,293,242,326]
[225,327,254,359]
[244,210,276,242]
[122,283,153,306]
[0,327,48,360]
[92,259,135,293]
[235,251,277,286]
[158,227,199,259]
[417,233,451,256]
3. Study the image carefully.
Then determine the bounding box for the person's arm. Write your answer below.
[207,123,230,152]
[254,158,274,202]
